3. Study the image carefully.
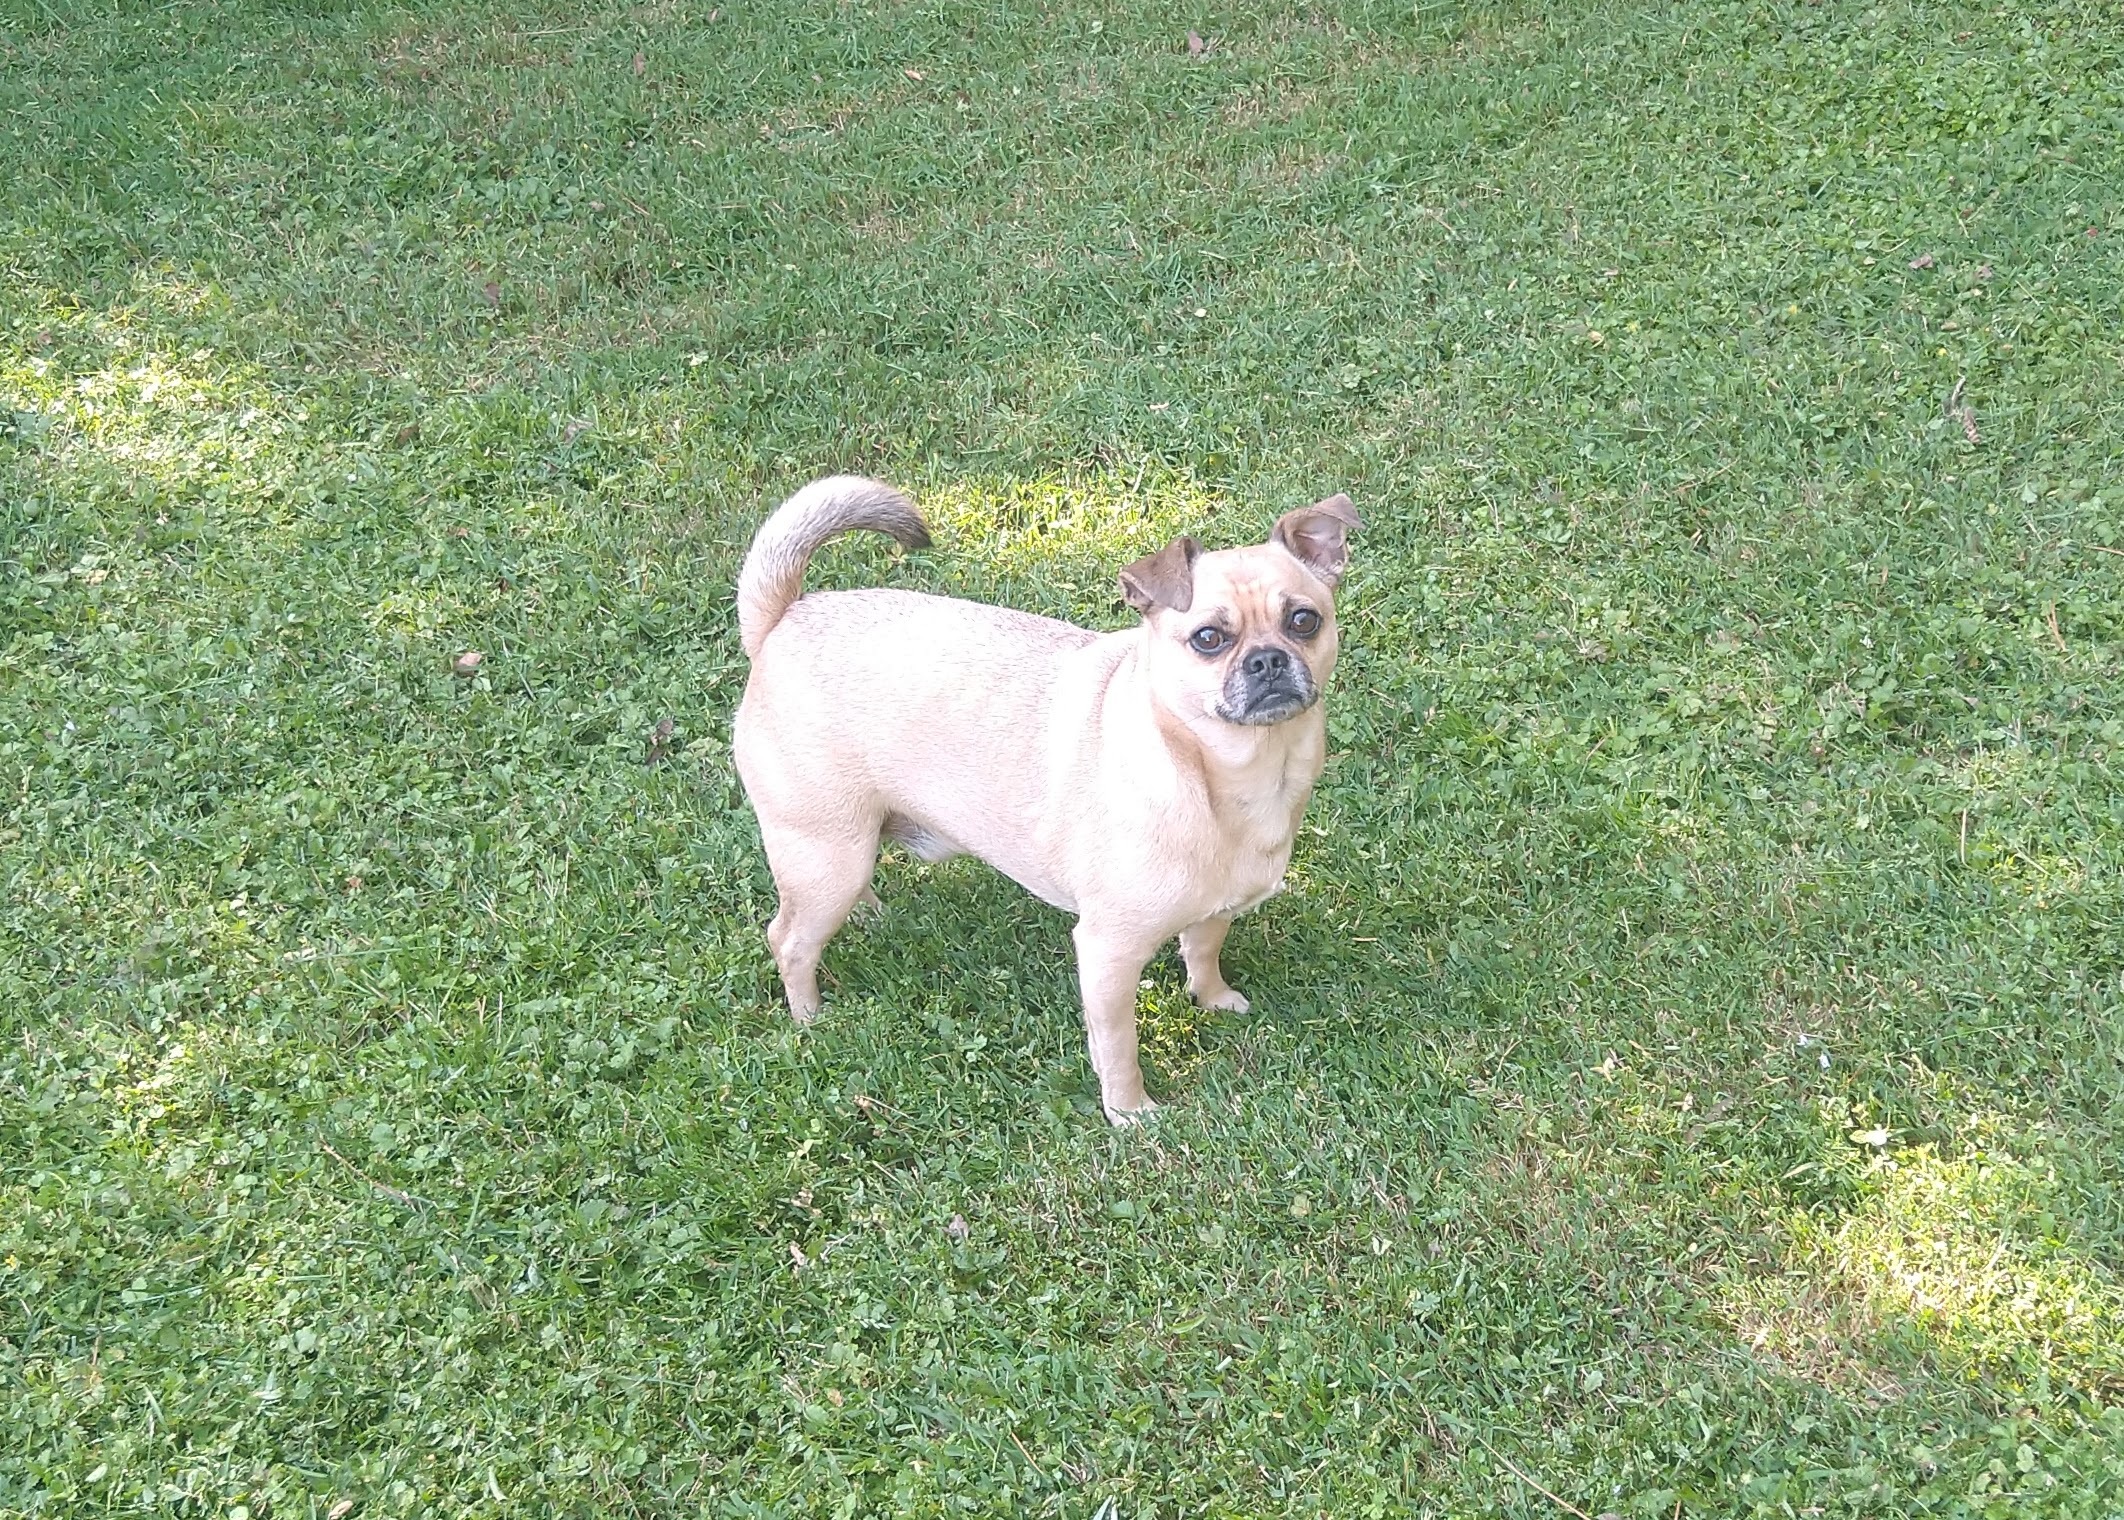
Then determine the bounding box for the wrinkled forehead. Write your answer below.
[1187,546,1330,617]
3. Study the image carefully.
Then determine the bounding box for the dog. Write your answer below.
[730,476,1358,1122]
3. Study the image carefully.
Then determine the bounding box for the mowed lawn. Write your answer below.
[4,0,2123,1513]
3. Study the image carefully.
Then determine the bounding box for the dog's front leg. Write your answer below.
[1071,922,1160,1124]
[1180,916,1250,1014]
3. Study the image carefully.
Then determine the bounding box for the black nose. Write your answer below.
[1243,646,1290,681]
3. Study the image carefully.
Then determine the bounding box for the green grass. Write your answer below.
[3,0,2123,1513]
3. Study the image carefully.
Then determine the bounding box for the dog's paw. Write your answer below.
[1195,986,1251,1014]
[1104,1097,1161,1128]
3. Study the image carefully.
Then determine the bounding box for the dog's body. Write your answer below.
[731,476,1357,1121]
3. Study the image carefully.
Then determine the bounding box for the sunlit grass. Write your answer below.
[1726,1129,2124,1400]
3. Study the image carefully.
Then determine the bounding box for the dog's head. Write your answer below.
[1118,494,1360,729]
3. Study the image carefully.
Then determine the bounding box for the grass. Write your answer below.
[3,0,2122,1513]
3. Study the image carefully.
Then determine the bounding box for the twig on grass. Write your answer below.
[319,1140,433,1210]
[1948,376,1979,443]
[1479,1440,1596,1520]
[1674,460,1736,498]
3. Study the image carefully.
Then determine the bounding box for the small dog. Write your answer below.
[731,477,1359,1122]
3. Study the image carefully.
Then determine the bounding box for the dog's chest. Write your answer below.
[1205,760,1314,919]
[1213,843,1292,919]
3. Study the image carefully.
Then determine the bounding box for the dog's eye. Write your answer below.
[1189,626,1228,655]
[1285,607,1322,638]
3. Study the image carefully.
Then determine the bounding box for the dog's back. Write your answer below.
[735,582,1102,904]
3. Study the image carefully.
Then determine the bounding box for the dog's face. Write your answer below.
[1119,495,1360,730]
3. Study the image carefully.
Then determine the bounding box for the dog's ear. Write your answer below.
[1271,493,1362,586]
[1118,535,1202,614]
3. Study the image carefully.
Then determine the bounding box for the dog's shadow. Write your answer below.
[819,848,1284,1111]
[833,851,1075,1008]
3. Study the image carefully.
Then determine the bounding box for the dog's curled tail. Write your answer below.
[736,475,931,658]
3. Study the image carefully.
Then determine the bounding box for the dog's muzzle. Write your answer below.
[1217,645,1317,726]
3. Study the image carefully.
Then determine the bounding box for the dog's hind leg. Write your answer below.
[758,816,880,1022]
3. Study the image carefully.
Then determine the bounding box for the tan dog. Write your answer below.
[731,476,1359,1122]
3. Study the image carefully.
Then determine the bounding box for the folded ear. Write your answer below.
[1271,493,1362,586]
[1118,535,1203,614]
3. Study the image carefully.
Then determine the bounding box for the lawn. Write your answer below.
[3,0,2123,1513]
